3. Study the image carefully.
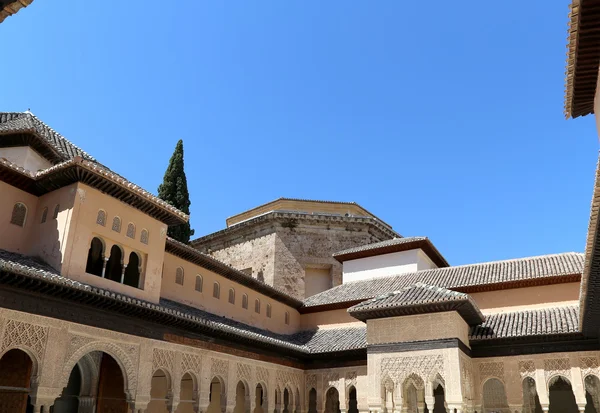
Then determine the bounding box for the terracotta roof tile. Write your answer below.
[303,252,584,308]
[347,283,484,325]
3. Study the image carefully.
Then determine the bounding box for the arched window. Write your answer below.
[106,245,123,282]
[112,217,121,233]
[266,303,272,318]
[96,210,106,226]
[175,267,184,285]
[285,311,290,325]
[85,237,104,277]
[126,223,135,238]
[242,294,248,309]
[213,282,220,299]
[195,275,203,292]
[40,207,48,224]
[124,252,141,288]
[53,204,60,219]
[10,202,27,227]
[228,288,235,304]
[140,229,149,245]
[255,299,261,314]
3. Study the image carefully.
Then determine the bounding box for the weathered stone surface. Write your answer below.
[194,213,396,299]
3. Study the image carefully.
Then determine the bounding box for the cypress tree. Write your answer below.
[158,139,195,243]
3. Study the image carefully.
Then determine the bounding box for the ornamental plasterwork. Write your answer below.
[581,357,600,379]
[306,374,317,391]
[257,367,269,385]
[277,370,302,390]
[478,362,504,383]
[211,358,229,380]
[61,340,138,396]
[1,319,48,362]
[324,372,340,389]
[345,371,357,389]
[237,362,252,382]
[381,355,444,384]
[459,354,473,401]
[519,361,536,379]
[181,353,202,375]
[544,358,570,382]
[153,348,175,373]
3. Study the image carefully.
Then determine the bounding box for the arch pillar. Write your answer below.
[533,361,549,408]
[568,358,587,412]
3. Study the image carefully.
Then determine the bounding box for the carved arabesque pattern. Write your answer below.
[459,353,473,401]
[237,363,252,382]
[345,371,357,389]
[381,355,444,384]
[153,348,175,373]
[1,319,48,362]
[277,369,302,390]
[582,357,600,379]
[61,340,138,397]
[544,358,571,382]
[257,367,269,385]
[211,358,229,380]
[323,372,340,390]
[306,374,317,391]
[181,353,202,375]
[479,362,504,383]
[519,361,536,379]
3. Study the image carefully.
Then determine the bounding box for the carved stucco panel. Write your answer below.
[0,319,49,365]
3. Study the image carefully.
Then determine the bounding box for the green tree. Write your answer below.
[158,139,195,243]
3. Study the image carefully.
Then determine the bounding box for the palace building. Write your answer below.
[2,1,600,413]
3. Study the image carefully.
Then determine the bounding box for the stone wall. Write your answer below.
[194,212,397,299]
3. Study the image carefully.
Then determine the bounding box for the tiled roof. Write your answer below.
[0,112,95,161]
[302,252,584,309]
[564,0,600,118]
[333,237,449,268]
[0,249,358,355]
[348,283,484,325]
[580,154,600,336]
[470,306,580,340]
[0,0,34,24]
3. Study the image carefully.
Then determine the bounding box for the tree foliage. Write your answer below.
[158,139,194,242]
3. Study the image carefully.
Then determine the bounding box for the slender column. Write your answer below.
[101,257,109,277]
[78,396,96,413]
[120,264,128,283]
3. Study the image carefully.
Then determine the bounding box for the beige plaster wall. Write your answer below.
[27,184,78,272]
[366,312,470,347]
[227,200,375,227]
[0,146,53,172]
[162,253,300,334]
[0,180,40,254]
[470,282,580,313]
[300,309,360,330]
[304,267,331,298]
[62,183,168,303]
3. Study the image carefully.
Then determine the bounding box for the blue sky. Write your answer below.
[1,1,598,265]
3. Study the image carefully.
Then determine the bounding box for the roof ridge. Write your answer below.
[25,112,96,161]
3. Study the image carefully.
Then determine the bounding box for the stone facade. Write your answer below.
[193,212,398,299]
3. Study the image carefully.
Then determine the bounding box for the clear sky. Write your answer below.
[1,1,598,266]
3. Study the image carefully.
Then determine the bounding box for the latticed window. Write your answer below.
[175,267,184,285]
[242,294,248,309]
[140,229,149,245]
[40,207,48,224]
[96,210,106,226]
[266,304,272,318]
[126,223,136,239]
[255,299,261,314]
[228,288,235,304]
[195,275,203,292]
[285,311,290,325]
[213,282,220,299]
[10,203,27,227]
[112,217,121,233]
[53,204,60,219]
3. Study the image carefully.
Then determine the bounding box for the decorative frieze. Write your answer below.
[544,358,570,382]
[1,319,48,361]
[153,348,175,373]
[519,361,536,379]
[181,352,202,375]
[211,358,229,380]
[237,362,252,382]
[381,355,444,384]
[479,362,504,382]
